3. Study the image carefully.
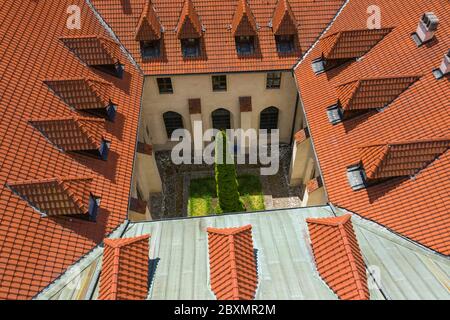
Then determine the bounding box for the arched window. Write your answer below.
[212,108,231,130]
[260,107,279,130]
[163,112,184,138]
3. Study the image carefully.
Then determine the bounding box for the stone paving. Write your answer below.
[149,144,303,220]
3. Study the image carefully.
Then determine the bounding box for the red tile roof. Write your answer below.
[320,28,393,60]
[359,138,450,181]
[231,0,258,36]
[272,0,297,35]
[90,0,346,74]
[0,0,142,299]
[336,76,421,112]
[29,117,107,152]
[307,215,369,300]
[294,0,450,255]
[207,225,258,300]
[44,78,113,111]
[7,177,94,217]
[176,0,203,39]
[99,235,150,300]
[135,0,163,41]
[60,35,122,66]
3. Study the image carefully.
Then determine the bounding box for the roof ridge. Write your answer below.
[59,179,90,213]
[103,234,150,249]
[358,136,450,149]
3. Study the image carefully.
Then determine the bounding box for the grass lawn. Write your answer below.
[188,175,265,217]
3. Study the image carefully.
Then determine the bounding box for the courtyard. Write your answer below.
[148,144,303,220]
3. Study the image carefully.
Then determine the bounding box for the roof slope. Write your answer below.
[99,235,150,300]
[307,215,369,300]
[294,0,450,254]
[0,0,142,299]
[90,0,346,74]
[37,207,450,300]
[207,225,258,300]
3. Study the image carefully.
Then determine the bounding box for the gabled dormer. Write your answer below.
[176,0,203,58]
[29,116,111,160]
[60,36,124,78]
[44,78,117,121]
[207,225,258,300]
[135,0,163,59]
[7,176,100,221]
[312,28,393,74]
[232,0,258,56]
[347,138,450,190]
[271,0,298,54]
[326,75,420,124]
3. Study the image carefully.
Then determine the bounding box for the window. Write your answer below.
[275,35,295,53]
[311,57,326,74]
[235,36,255,55]
[326,104,343,125]
[212,75,227,91]
[266,72,281,89]
[346,164,367,191]
[88,195,101,222]
[157,78,173,94]
[212,108,231,130]
[140,40,160,58]
[163,112,184,138]
[99,139,111,161]
[181,38,201,57]
[260,107,279,131]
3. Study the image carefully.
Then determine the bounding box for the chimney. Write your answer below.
[412,12,439,46]
[433,49,450,79]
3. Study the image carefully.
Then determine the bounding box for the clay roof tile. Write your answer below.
[207,225,258,300]
[272,0,297,35]
[99,235,150,300]
[359,138,450,180]
[306,215,369,300]
[7,177,94,217]
[176,0,203,39]
[135,0,162,41]
[29,116,107,152]
[231,0,258,36]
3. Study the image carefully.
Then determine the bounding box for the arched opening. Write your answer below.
[212,108,231,130]
[260,106,279,131]
[163,111,184,138]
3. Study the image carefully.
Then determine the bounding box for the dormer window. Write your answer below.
[181,38,201,58]
[106,102,117,122]
[276,35,295,53]
[326,104,343,125]
[346,164,366,191]
[88,194,101,222]
[236,36,255,55]
[311,57,326,74]
[140,40,161,58]
[99,139,111,161]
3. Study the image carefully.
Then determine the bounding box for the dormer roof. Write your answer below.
[176,0,202,39]
[207,225,258,300]
[7,177,95,217]
[231,0,258,36]
[272,0,297,35]
[135,0,162,41]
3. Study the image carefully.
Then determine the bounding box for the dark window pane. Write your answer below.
[275,35,295,53]
[235,36,255,55]
[163,112,184,138]
[212,108,231,130]
[181,38,201,57]
[212,75,227,91]
[157,78,173,94]
[260,107,279,130]
[140,40,160,58]
[266,72,282,89]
